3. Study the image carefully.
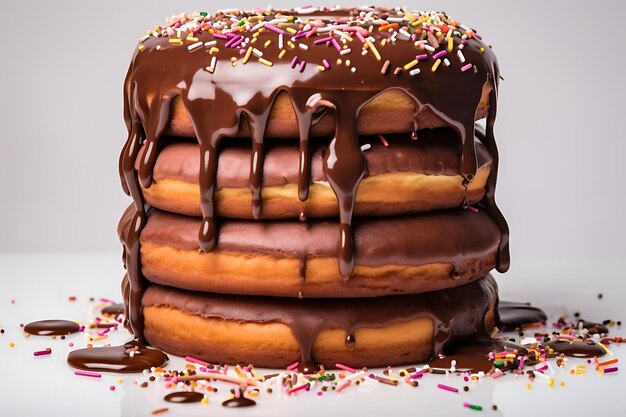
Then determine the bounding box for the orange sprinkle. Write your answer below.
[598,358,618,367]
[151,408,169,415]
[378,23,399,31]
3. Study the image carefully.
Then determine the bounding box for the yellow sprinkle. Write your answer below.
[345,59,351,66]
[250,38,257,44]
[201,398,208,404]
[559,381,565,387]
[209,47,219,54]
[337,58,342,65]
[597,342,613,355]
[317,65,325,71]
[369,25,374,33]
[117,379,124,384]
[231,61,237,67]
[205,65,215,73]
[253,32,261,38]
[231,57,237,62]
[525,383,532,390]
[243,47,253,64]
[576,369,585,375]
[480,47,485,53]
[288,41,295,49]
[187,36,199,42]
[366,40,381,60]
[264,40,272,47]
[286,27,297,34]
[259,58,273,67]
[381,39,387,46]
[431,58,442,72]
[9,342,14,347]
[137,45,145,51]
[168,39,182,44]
[278,50,286,59]
[549,378,555,388]
[403,59,418,70]
[447,37,454,52]
[248,391,259,397]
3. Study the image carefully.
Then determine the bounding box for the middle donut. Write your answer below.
[138,129,492,219]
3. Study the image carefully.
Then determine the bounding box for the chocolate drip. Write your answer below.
[67,339,168,373]
[496,301,547,330]
[164,392,204,403]
[543,339,606,358]
[24,320,80,336]
[428,339,527,373]
[481,71,510,272]
[298,255,307,284]
[101,303,125,317]
[290,99,314,201]
[143,274,498,365]
[222,397,256,408]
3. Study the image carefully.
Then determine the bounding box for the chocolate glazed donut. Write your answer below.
[118,7,509,344]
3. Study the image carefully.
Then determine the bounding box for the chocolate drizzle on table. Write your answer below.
[118,7,509,354]
[24,320,80,336]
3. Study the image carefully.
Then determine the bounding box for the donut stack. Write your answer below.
[118,7,510,368]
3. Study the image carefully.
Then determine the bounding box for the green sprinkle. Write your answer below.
[493,360,506,366]
[199,12,208,16]
[469,405,483,411]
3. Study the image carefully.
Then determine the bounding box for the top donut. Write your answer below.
[125,6,498,143]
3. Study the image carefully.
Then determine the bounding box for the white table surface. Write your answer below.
[1,253,624,416]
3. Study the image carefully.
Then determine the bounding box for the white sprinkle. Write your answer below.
[443,58,451,67]
[204,40,217,47]
[140,34,150,43]
[424,44,435,52]
[361,143,371,151]
[409,68,421,76]
[339,48,352,55]
[187,41,203,51]
[253,48,264,57]
[361,49,368,55]
[458,43,464,50]
[398,28,411,40]
[206,56,217,73]
[251,22,265,32]
[387,17,405,23]
[367,36,376,43]
[156,45,161,50]
[457,50,466,63]
[351,67,356,73]
[299,43,309,51]
[278,34,284,49]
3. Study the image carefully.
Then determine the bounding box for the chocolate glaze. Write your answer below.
[101,303,125,317]
[496,301,547,330]
[129,206,501,268]
[142,274,497,365]
[119,7,509,344]
[146,131,492,190]
[164,392,204,403]
[24,320,80,336]
[543,339,606,358]
[222,397,256,408]
[67,339,168,373]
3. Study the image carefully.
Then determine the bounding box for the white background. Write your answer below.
[1,1,626,416]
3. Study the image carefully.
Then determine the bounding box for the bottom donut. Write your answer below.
[141,274,498,368]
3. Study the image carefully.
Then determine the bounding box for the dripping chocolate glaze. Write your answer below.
[67,339,168,373]
[142,274,498,365]
[496,301,547,330]
[120,7,509,342]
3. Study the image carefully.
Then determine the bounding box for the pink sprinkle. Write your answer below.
[416,54,429,61]
[265,24,285,34]
[557,334,578,341]
[298,60,307,73]
[305,27,318,38]
[68,342,74,347]
[461,63,473,72]
[331,38,341,52]
[322,59,330,69]
[97,328,111,337]
[225,35,242,47]
[100,298,115,304]
[213,33,228,40]
[290,56,299,69]
[355,32,366,43]
[109,385,116,391]
[287,383,309,395]
[335,363,356,373]
[287,361,300,371]
[491,368,504,379]
[75,371,101,378]
[79,326,85,332]
[20,323,24,328]
[535,365,548,373]
[467,206,479,213]
[437,383,458,393]
[316,391,323,396]
[34,348,51,357]
[222,364,228,374]
[314,36,333,45]
[185,356,211,367]
[410,369,425,379]
[433,50,447,59]
[234,387,240,398]
[336,380,352,392]
[518,356,527,370]
[603,367,619,373]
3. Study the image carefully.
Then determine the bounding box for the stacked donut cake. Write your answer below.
[118,6,510,368]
